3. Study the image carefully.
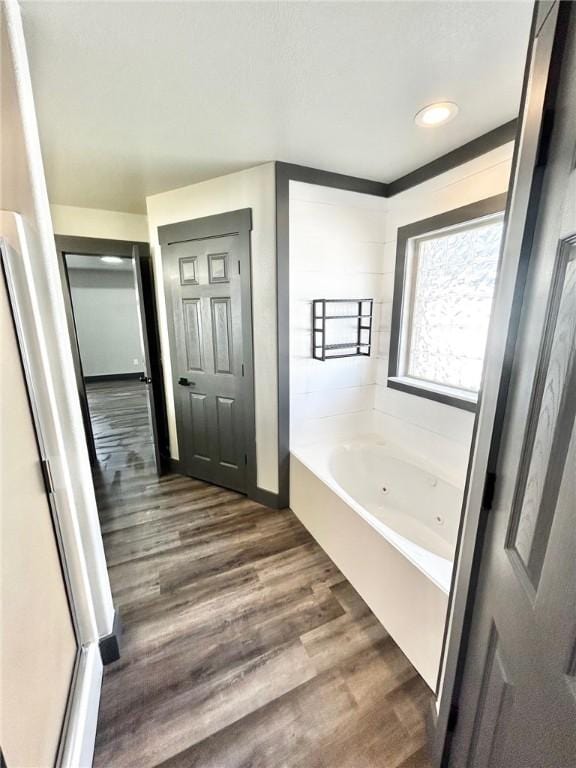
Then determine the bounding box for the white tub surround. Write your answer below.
[290,435,464,689]
[289,181,389,448]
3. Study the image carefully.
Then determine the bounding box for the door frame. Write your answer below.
[431,1,569,763]
[1,214,104,768]
[158,208,259,500]
[2,238,82,767]
[55,235,170,473]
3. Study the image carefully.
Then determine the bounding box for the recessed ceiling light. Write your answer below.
[414,102,459,128]
[100,256,123,264]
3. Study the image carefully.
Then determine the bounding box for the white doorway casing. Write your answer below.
[1,1,115,764]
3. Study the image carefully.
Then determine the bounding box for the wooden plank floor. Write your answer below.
[88,380,432,768]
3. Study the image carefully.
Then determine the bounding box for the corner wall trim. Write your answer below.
[98,610,122,666]
[276,162,389,197]
[387,119,518,197]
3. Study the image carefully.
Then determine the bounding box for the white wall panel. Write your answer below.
[289,145,513,491]
[289,181,388,447]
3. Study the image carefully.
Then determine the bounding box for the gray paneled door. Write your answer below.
[159,209,254,494]
[449,7,576,768]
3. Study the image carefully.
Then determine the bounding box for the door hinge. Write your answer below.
[447,703,459,733]
[482,470,497,511]
[40,458,54,496]
[241,363,245,376]
[238,260,241,274]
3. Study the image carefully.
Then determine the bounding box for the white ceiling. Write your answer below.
[22,1,533,214]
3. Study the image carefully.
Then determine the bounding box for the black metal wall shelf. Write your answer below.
[312,299,374,360]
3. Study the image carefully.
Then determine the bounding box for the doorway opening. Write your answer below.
[66,252,155,477]
[56,236,169,493]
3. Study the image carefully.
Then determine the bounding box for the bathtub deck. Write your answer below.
[90,380,432,768]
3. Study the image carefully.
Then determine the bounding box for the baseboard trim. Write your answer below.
[158,453,173,474]
[98,610,122,665]
[84,372,143,382]
[251,486,285,509]
[58,642,102,768]
[167,458,284,509]
[168,458,182,473]
[425,697,442,767]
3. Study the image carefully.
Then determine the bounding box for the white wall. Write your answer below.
[289,144,513,487]
[68,268,144,377]
[374,142,514,483]
[289,181,389,446]
[51,203,149,242]
[146,163,278,494]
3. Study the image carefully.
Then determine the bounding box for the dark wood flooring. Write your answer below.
[88,380,432,768]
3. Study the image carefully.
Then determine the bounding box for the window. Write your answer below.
[388,195,506,411]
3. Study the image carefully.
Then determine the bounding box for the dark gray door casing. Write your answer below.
[447,5,576,767]
[159,209,256,496]
[55,235,168,475]
[132,244,163,475]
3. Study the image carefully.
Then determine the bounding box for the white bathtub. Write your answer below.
[290,435,464,689]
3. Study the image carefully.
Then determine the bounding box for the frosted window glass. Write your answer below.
[406,218,503,392]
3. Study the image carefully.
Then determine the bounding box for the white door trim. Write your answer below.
[58,644,104,768]
[1,219,106,766]
[2,0,114,642]
[2,0,115,762]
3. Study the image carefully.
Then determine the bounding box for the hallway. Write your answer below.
[90,381,432,768]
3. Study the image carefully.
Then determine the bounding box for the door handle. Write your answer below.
[139,375,152,384]
[178,377,196,387]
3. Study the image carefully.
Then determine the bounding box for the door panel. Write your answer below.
[189,391,210,460]
[450,6,576,766]
[161,211,253,494]
[467,626,514,768]
[0,268,77,767]
[183,299,203,370]
[216,396,238,467]
[212,297,233,373]
[508,237,576,586]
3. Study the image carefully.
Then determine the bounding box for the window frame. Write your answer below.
[388,193,508,412]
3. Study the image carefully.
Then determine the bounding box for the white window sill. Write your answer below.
[387,376,478,411]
